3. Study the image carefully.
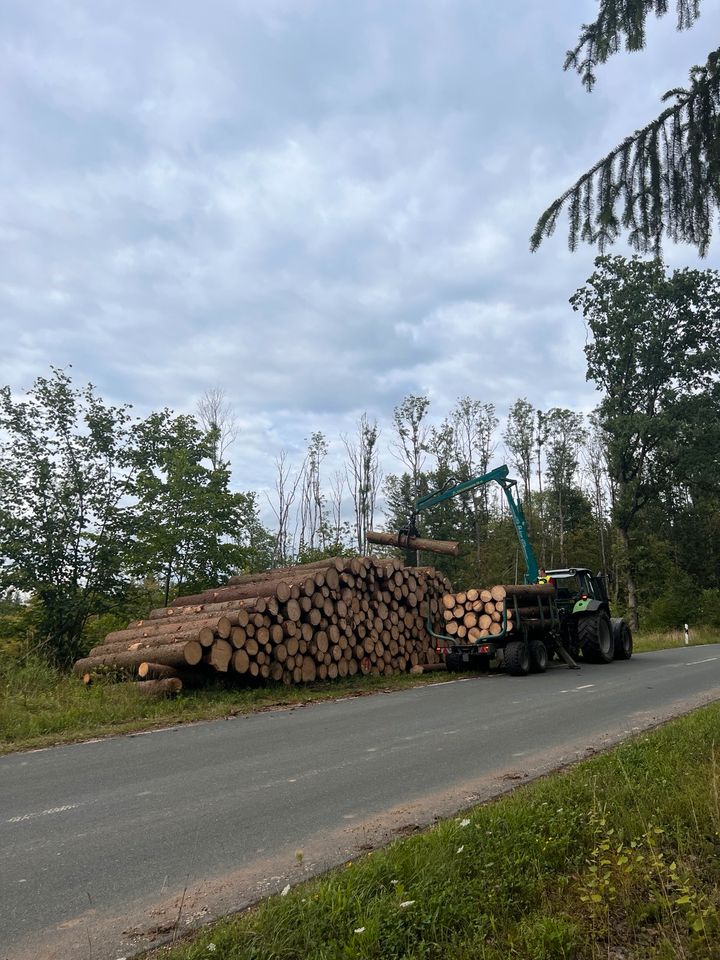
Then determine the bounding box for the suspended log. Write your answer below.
[367,531,459,557]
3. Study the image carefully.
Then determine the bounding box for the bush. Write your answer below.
[698,589,720,628]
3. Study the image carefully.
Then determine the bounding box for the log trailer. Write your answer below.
[393,465,633,677]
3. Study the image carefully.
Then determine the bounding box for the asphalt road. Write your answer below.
[2,644,720,960]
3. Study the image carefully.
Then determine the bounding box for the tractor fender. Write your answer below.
[572,598,604,615]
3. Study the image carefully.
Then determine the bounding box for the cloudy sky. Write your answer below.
[2,0,718,500]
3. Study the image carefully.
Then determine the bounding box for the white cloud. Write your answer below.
[1,0,719,508]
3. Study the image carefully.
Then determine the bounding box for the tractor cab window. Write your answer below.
[552,575,581,600]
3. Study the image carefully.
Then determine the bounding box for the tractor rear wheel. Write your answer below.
[578,613,614,664]
[611,618,633,660]
[504,640,531,676]
[529,640,548,673]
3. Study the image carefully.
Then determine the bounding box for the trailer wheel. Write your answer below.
[504,640,531,676]
[529,640,548,673]
[611,618,633,660]
[578,613,614,664]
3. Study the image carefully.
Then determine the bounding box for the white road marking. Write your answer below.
[7,803,83,824]
[685,657,719,665]
[576,684,595,690]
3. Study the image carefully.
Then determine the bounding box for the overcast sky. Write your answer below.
[2,0,718,501]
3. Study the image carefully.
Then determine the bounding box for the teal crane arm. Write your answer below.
[413,464,539,583]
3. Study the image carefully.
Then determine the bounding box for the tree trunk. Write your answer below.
[617,525,639,630]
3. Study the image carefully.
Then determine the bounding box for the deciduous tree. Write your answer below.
[0,369,135,664]
[571,254,720,627]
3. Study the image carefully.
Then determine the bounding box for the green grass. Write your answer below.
[150,702,720,960]
[1,624,717,754]
[634,624,717,653]
[0,657,449,754]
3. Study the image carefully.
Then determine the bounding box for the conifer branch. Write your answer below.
[531,48,720,256]
[566,0,702,91]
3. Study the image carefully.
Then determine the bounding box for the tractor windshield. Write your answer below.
[551,574,582,601]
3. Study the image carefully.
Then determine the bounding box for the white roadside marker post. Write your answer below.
[684,622,689,646]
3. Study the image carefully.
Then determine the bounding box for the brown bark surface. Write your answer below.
[367,531,460,556]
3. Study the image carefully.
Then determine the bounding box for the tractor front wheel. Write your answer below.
[578,613,614,664]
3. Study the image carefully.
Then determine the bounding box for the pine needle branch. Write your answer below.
[531,47,720,256]
[566,0,702,91]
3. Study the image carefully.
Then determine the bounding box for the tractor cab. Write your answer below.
[545,568,610,616]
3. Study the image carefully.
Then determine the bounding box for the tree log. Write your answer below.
[496,583,556,600]
[73,641,202,673]
[207,639,233,673]
[367,531,460,556]
[137,662,180,681]
[227,557,348,585]
[132,678,182,697]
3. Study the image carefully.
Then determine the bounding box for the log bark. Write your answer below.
[132,678,182,697]
[410,662,448,674]
[497,583,556,600]
[104,616,226,644]
[367,531,459,556]
[137,662,180,681]
[73,641,202,673]
[148,597,264,621]
[227,557,347,585]
[170,578,303,608]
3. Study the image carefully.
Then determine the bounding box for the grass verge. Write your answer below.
[0,657,448,754]
[634,625,717,653]
[152,702,720,960]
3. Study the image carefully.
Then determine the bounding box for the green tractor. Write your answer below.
[544,567,633,663]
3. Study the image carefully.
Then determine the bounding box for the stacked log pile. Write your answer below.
[440,583,555,642]
[73,557,453,691]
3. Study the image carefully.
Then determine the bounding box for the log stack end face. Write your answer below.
[75,557,454,688]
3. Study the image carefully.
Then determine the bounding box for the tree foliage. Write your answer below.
[571,254,720,625]
[0,371,272,662]
[0,369,135,665]
[129,412,254,606]
[532,1,719,255]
